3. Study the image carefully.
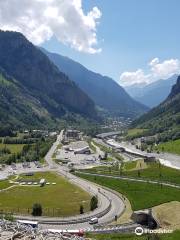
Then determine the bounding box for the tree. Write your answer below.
[32,203,42,216]
[104,152,108,160]
[80,205,84,214]
[90,196,98,211]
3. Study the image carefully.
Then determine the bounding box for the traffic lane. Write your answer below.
[98,188,125,224]
[66,169,125,222]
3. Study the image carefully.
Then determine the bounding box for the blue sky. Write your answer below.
[41,0,180,85]
[1,0,180,86]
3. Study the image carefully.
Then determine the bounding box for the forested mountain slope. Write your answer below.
[0,31,98,128]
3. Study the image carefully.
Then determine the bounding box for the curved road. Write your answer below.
[42,130,125,230]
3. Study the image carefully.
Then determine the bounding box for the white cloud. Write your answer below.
[149,58,159,66]
[120,58,180,86]
[0,0,102,54]
[150,58,180,79]
[120,69,150,86]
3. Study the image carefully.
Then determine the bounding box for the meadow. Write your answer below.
[156,139,180,155]
[0,143,25,154]
[0,172,91,217]
[76,173,180,211]
[83,162,180,185]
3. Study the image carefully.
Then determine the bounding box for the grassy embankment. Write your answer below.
[76,173,180,211]
[155,139,180,155]
[83,160,180,185]
[126,128,147,138]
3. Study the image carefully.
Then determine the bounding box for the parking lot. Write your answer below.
[0,161,48,180]
[55,141,103,168]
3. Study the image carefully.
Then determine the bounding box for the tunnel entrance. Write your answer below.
[131,211,158,229]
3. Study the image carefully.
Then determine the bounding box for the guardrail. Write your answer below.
[38,195,112,225]
[74,170,128,226]
[91,222,140,233]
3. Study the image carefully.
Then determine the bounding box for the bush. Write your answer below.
[4,213,14,221]
[90,196,98,211]
[80,205,84,214]
[32,203,42,216]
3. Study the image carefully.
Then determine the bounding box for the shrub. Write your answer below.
[32,203,42,216]
[90,196,98,211]
[80,205,84,214]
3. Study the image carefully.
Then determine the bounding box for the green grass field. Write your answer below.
[83,162,180,185]
[122,163,180,185]
[76,173,180,211]
[123,161,137,170]
[156,139,180,155]
[87,231,180,240]
[0,143,25,154]
[0,180,12,190]
[0,172,91,217]
[127,129,146,137]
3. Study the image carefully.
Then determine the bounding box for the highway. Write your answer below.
[106,139,180,170]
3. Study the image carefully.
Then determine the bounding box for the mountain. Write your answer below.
[0,67,57,128]
[125,75,177,108]
[124,82,147,98]
[42,49,148,119]
[0,30,97,128]
[132,76,180,140]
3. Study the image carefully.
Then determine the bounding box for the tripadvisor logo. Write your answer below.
[135,227,173,236]
[135,227,144,236]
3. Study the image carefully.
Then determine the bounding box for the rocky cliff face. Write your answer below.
[168,76,180,99]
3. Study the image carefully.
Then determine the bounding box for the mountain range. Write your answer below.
[132,76,180,140]
[125,75,177,108]
[0,30,98,128]
[43,49,148,118]
[0,30,150,129]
